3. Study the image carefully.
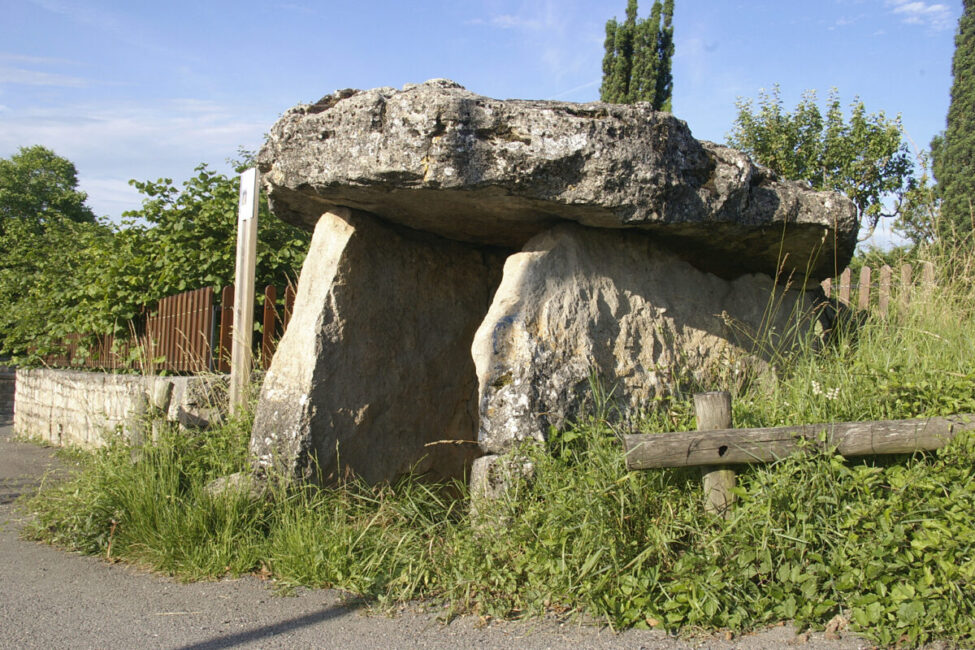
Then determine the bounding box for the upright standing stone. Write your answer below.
[250,208,503,484]
[472,223,818,453]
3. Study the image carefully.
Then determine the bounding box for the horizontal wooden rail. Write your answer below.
[623,414,975,470]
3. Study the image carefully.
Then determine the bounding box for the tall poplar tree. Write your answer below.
[932,0,975,240]
[600,0,674,110]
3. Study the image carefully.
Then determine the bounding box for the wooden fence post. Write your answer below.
[820,277,832,299]
[838,268,852,305]
[694,391,735,518]
[900,263,913,311]
[284,284,296,331]
[879,265,892,317]
[230,168,259,413]
[218,285,234,373]
[857,266,871,311]
[921,261,936,297]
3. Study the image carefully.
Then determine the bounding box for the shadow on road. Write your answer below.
[176,604,358,649]
[0,476,45,504]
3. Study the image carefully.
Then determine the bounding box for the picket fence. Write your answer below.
[820,260,936,315]
[42,284,296,373]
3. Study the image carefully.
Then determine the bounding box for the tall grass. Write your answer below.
[20,243,975,646]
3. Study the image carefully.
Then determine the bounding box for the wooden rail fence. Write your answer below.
[623,391,975,517]
[820,261,936,316]
[42,283,296,373]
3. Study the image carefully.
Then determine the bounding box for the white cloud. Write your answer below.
[0,66,90,87]
[885,0,954,31]
[0,99,272,221]
[550,78,600,100]
[0,52,80,66]
[485,14,547,30]
[465,0,600,82]
[27,0,187,60]
[75,177,143,220]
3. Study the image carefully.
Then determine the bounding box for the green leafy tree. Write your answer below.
[600,0,674,109]
[0,146,101,356]
[895,147,942,245]
[727,86,915,235]
[0,156,310,361]
[72,162,310,346]
[931,0,975,242]
[118,162,309,299]
[0,214,112,357]
[0,146,95,237]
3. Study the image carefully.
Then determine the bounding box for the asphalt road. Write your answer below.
[0,419,872,649]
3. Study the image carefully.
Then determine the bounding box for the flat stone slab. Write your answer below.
[259,79,858,281]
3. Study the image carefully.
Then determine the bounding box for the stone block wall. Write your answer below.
[14,368,227,447]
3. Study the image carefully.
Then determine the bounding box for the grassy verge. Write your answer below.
[19,246,975,646]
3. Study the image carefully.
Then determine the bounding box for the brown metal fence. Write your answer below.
[40,333,140,371]
[145,287,214,373]
[42,283,296,373]
[215,284,295,372]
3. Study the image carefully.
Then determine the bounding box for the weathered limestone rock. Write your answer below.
[250,207,503,484]
[469,453,536,502]
[252,80,860,487]
[472,223,820,453]
[164,375,227,430]
[259,79,858,282]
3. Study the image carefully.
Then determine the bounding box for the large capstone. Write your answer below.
[250,207,503,484]
[472,223,820,454]
[259,79,857,283]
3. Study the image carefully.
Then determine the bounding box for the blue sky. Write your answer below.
[0,0,962,246]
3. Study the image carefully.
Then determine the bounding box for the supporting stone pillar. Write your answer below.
[472,223,816,454]
[250,208,503,484]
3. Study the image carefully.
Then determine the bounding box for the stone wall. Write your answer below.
[14,368,227,447]
[0,366,15,419]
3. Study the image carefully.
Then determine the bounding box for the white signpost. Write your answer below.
[230,168,259,413]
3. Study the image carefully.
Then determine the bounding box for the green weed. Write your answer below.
[19,242,975,646]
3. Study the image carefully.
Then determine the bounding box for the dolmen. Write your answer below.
[249,79,858,487]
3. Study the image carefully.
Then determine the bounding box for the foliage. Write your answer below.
[0,215,114,358]
[21,246,975,646]
[0,146,103,355]
[894,147,943,245]
[119,162,309,299]
[727,87,915,236]
[600,0,674,109]
[0,145,95,237]
[0,155,310,361]
[931,0,975,244]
